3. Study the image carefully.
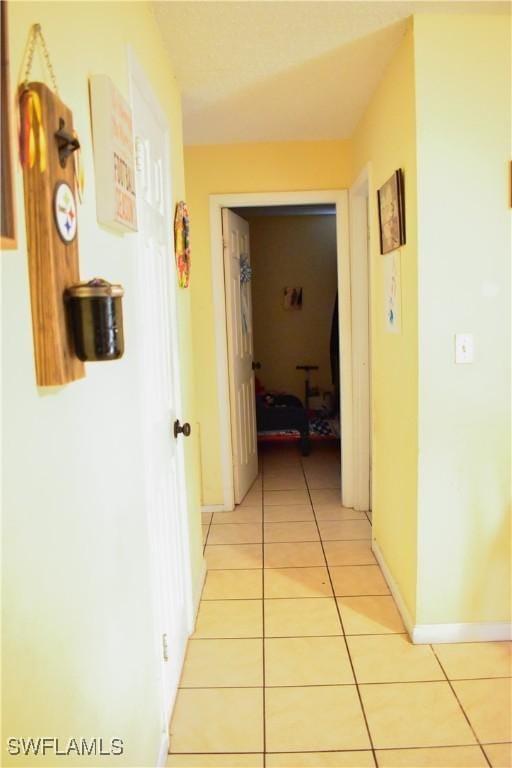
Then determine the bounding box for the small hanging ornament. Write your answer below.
[239,255,252,336]
[174,200,191,288]
[240,255,252,284]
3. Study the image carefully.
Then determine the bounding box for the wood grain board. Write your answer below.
[1,0,17,248]
[20,81,85,385]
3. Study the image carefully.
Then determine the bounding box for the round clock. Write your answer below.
[53,181,77,243]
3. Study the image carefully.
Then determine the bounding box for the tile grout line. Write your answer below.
[203,511,213,553]
[178,674,512,686]
[299,452,378,766]
[201,592,392,600]
[190,633,396,640]
[429,645,493,768]
[206,537,372,546]
[206,562,376,571]
[168,741,502,756]
[211,517,367,525]
[178,679,446,689]
[188,631,452,640]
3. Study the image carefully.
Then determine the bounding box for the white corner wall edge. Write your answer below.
[372,539,512,644]
[371,538,414,637]
[156,734,169,768]
[201,504,227,513]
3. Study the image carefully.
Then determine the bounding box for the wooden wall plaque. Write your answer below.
[20,82,85,386]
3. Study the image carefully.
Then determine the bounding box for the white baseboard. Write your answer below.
[201,504,227,513]
[371,538,414,636]
[156,732,169,767]
[164,560,207,762]
[412,621,512,644]
[372,538,512,644]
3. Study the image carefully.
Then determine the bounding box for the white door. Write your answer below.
[131,60,193,733]
[222,208,258,504]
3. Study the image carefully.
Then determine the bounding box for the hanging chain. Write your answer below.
[22,24,59,95]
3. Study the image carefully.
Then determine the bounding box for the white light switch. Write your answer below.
[455,333,474,364]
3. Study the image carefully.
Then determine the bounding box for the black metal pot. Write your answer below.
[65,278,124,362]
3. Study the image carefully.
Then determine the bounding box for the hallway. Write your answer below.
[169,445,511,767]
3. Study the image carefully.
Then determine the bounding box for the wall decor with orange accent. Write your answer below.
[19,81,85,386]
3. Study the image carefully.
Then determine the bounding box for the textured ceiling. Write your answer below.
[153,1,508,145]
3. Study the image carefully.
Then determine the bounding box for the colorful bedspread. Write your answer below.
[258,412,340,441]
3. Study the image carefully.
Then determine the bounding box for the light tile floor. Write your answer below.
[172,444,512,768]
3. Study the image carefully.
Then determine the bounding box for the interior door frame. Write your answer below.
[209,190,357,510]
[349,165,372,512]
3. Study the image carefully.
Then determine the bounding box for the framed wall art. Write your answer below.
[283,287,303,310]
[89,74,137,233]
[377,169,405,254]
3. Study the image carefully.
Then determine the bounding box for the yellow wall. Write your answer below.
[414,14,511,625]
[351,13,511,628]
[2,3,202,766]
[351,22,419,619]
[250,215,338,401]
[185,140,352,504]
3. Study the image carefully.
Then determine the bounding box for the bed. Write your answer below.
[256,393,339,455]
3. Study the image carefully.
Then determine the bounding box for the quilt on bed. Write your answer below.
[258,412,340,441]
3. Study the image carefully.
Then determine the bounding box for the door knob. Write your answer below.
[174,420,191,438]
[252,361,261,370]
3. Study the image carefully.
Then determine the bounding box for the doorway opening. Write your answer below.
[229,204,341,501]
[210,189,369,513]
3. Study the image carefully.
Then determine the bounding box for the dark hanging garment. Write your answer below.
[330,294,340,414]
[330,294,339,385]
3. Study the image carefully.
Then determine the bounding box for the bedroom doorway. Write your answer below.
[230,204,342,493]
[210,190,366,512]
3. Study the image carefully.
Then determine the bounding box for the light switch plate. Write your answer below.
[455,333,474,364]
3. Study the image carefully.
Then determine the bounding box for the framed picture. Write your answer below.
[283,287,303,310]
[377,169,405,255]
[1,0,17,249]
